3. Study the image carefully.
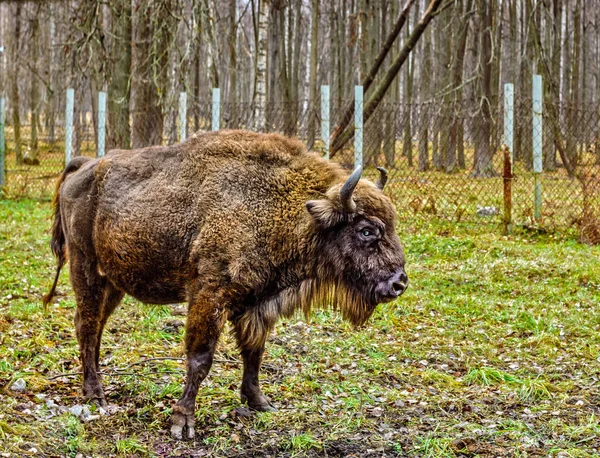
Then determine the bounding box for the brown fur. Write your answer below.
[45,130,406,439]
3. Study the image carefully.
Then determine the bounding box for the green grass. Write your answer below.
[1,199,599,456]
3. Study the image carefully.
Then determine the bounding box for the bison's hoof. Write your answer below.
[251,402,277,412]
[90,397,108,408]
[241,391,277,412]
[83,386,107,407]
[171,406,195,440]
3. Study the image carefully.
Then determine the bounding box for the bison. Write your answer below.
[44,130,407,439]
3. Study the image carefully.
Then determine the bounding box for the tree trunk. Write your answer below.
[306,0,319,149]
[403,0,420,168]
[385,0,399,168]
[229,0,238,128]
[472,0,496,177]
[108,0,131,149]
[25,5,40,165]
[567,0,581,165]
[253,0,269,132]
[202,0,219,89]
[131,1,167,148]
[543,0,562,171]
[449,0,472,171]
[11,3,22,165]
[418,29,432,172]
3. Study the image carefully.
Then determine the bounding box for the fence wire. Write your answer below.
[2,96,599,237]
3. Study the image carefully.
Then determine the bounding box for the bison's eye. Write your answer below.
[358,225,379,242]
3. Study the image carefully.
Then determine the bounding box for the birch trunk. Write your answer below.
[253,0,269,132]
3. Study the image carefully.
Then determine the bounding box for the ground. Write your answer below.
[0,199,599,457]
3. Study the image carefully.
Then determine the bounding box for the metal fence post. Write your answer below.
[212,88,220,132]
[504,83,514,168]
[532,74,543,220]
[354,85,363,169]
[97,91,107,157]
[179,92,187,141]
[321,85,330,159]
[65,88,74,165]
[0,98,5,190]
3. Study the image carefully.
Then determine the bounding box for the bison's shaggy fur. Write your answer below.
[45,130,407,439]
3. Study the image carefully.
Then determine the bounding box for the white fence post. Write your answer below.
[321,85,330,159]
[179,92,187,141]
[532,74,543,220]
[212,88,220,132]
[354,85,363,169]
[503,83,514,170]
[97,91,107,157]
[65,88,74,164]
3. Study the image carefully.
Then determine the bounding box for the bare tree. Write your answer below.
[306,0,319,149]
[253,0,269,132]
[11,3,22,165]
[108,0,131,149]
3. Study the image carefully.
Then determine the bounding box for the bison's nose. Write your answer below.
[389,269,408,296]
[376,269,408,302]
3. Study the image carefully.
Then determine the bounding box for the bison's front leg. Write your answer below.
[171,285,228,440]
[240,344,276,412]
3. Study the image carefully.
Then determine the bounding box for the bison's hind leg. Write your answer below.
[70,246,124,406]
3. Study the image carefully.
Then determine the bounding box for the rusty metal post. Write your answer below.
[503,145,513,235]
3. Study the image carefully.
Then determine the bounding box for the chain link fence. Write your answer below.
[1,92,599,239]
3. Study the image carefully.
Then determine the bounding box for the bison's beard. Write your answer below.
[299,279,377,327]
[234,279,378,350]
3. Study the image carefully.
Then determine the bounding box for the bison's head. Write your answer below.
[305,167,407,325]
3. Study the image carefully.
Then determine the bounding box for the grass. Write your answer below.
[0,199,600,457]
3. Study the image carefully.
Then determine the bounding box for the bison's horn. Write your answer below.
[340,166,362,213]
[375,167,388,190]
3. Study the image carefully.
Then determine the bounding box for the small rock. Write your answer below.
[476,206,499,217]
[232,407,253,418]
[68,405,84,417]
[370,407,384,417]
[171,305,187,316]
[80,405,92,420]
[46,400,58,410]
[162,319,184,334]
[11,378,26,392]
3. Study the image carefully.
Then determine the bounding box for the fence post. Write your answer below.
[212,88,220,132]
[97,91,107,157]
[504,83,514,168]
[354,85,363,169]
[532,74,543,221]
[179,92,187,141]
[65,88,74,165]
[321,85,330,159]
[0,98,5,190]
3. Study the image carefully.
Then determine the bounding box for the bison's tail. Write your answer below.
[43,156,91,310]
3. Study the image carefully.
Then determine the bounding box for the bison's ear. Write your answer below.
[306,199,344,228]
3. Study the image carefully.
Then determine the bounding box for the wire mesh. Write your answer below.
[1,96,599,236]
